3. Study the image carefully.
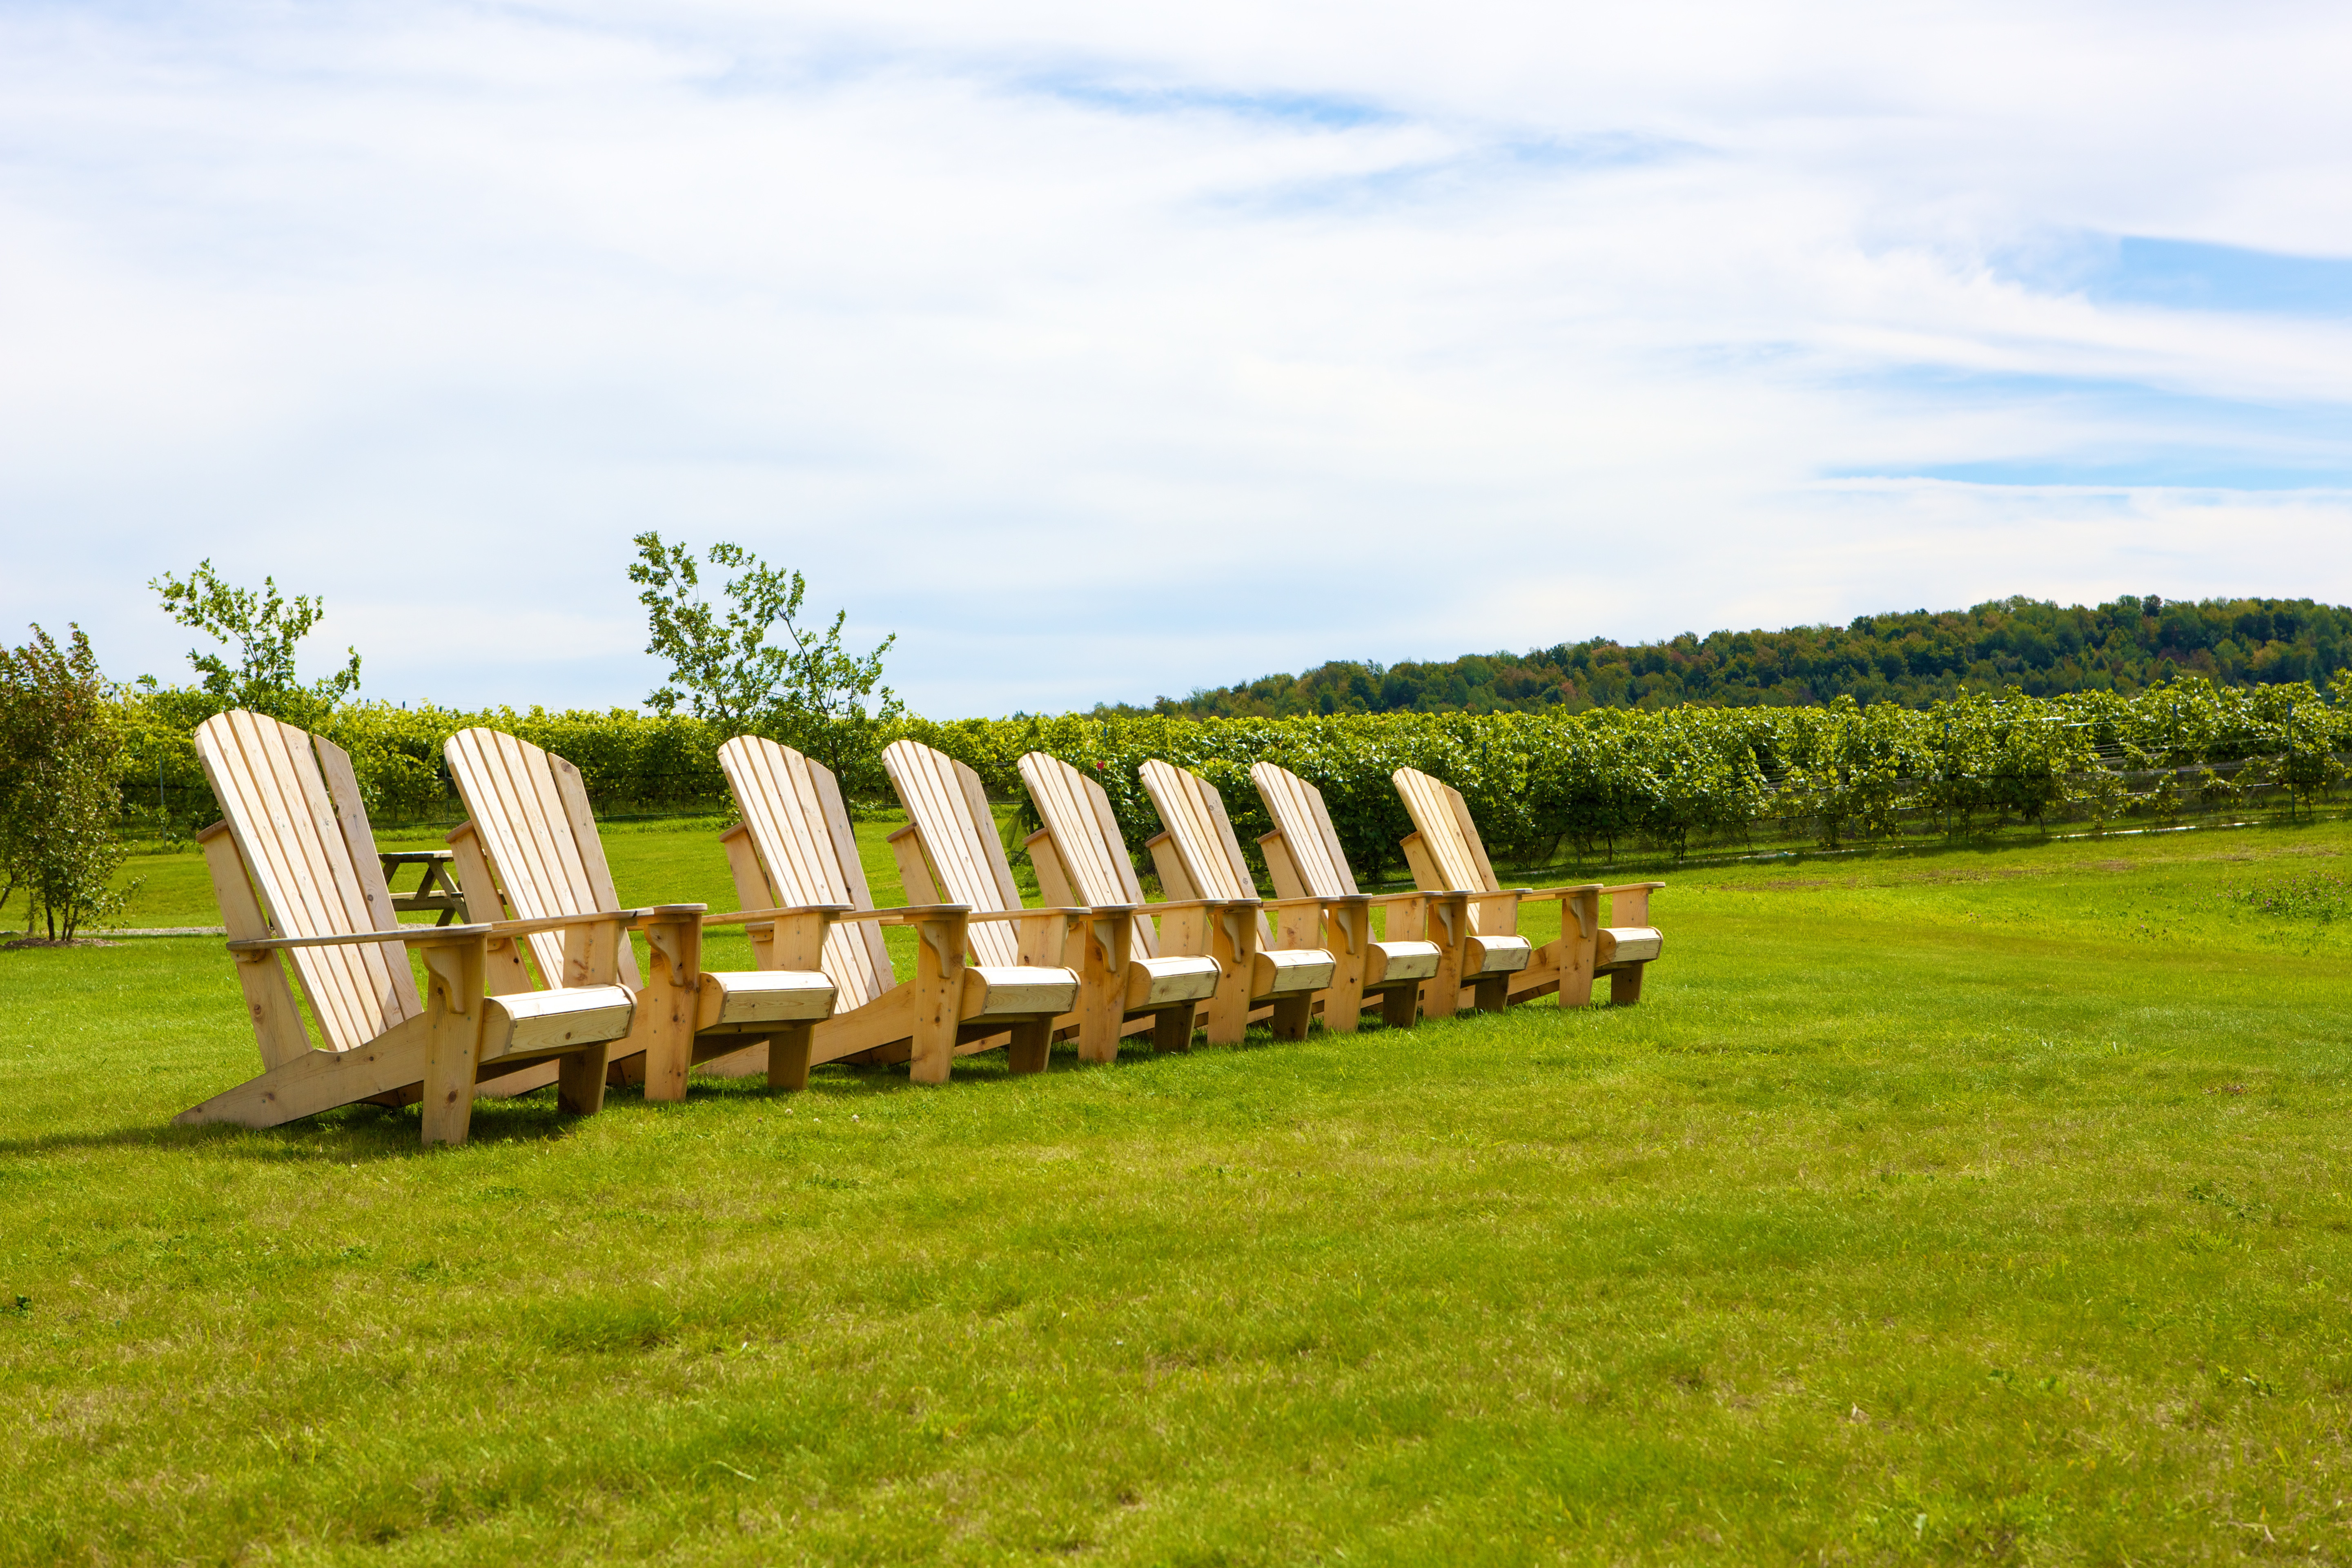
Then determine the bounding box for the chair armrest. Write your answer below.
[1597,882,1667,895]
[967,906,1091,922]
[488,910,652,939]
[701,903,854,929]
[227,923,494,953]
[1523,883,1605,898]
[1144,897,1263,913]
[619,904,710,928]
[835,904,971,925]
[1365,890,1462,907]
[1261,893,1369,909]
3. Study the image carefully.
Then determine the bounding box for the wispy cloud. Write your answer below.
[2,1,2349,713]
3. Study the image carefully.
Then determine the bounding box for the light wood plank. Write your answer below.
[548,749,639,987]
[290,728,405,1038]
[196,822,312,1069]
[718,737,893,1007]
[205,713,374,1051]
[883,740,1023,968]
[183,711,631,1145]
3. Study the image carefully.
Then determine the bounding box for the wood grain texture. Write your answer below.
[720,737,1073,1081]
[1390,765,1668,1010]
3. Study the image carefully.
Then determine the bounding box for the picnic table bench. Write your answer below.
[379,850,468,926]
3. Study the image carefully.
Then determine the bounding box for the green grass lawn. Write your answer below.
[8,815,2352,1563]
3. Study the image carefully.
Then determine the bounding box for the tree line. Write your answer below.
[1125,595,2352,717]
[15,549,2352,943]
[113,674,2352,885]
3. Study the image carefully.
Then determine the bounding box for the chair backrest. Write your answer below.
[717,735,895,1009]
[1136,760,1272,945]
[882,739,1026,968]
[1250,762,1360,898]
[1392,767,1500,893]
[1018,752,1156,958]
[443,727,640,988]
[194,710,417,1052]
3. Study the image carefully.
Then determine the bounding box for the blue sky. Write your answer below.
[2,0,2350,714]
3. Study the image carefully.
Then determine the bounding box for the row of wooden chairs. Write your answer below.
[176,711,1666,1145]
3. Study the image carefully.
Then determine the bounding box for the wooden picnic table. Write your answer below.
[379,850,469,926]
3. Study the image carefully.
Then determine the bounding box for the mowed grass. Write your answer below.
[7,817,2352,1562]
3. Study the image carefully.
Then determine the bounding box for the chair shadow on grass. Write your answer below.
[1,1024,1375,1163]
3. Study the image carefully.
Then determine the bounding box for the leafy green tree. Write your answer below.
[629,532,904,788]
[0,625,134,942]
[148,559,361,724]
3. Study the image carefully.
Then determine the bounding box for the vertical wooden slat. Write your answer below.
[802,749,895,996]
[1021,753,1157,960]
[1394,768,1499,903]
[547,752,639,989]
[226,711,371,1051]
[883,741,1022,969]
[955,758,1023,914]
[1140,761,1277,949]
[445,729,567,984]
[719,736,894,1005]
[314,736,403,933]
[287,728,396,1041]
[193,713,422,1055]
[1252,764,1358,898]
[196,822,313,1068]
[514,735,599,913]
[482,730,581,982]
[1448,782,1500,891]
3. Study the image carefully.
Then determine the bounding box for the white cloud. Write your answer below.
[2,0,2348,713]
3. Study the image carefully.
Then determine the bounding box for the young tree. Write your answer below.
[629,532,904,785]
[148,559,361,723]
[0,625,133,942]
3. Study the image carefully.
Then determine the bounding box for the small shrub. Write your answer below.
[0,624,136,941]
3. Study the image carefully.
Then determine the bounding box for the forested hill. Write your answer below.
[1118,595,2352,716]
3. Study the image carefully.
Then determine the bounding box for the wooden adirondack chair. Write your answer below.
[442,728,838,1098]
[1015,751,1276,1060]
[1392,766,1664,1006]
[716,735,1082,1084]
[1249,762,1520,1026]
[175,711,636,1146]
[1137,760,1438,1033]
[877,739,1101,1071]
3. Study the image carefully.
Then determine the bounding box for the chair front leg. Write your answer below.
[1559,889,1599,1007]
[1320,900,1368,1035]
[766,1022,816,1091]
[1077,912,1129,1065]
[908,910,968,1086]
[1204,904,1256,1047]
[419,935,490,1146]
[637,911,702,1102]
[1005,1019,1053,1075]
[556,1037,612,1116]
[1419,892,1469,1022]
[1152,1004,1197,1053]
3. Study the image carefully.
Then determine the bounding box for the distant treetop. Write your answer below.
[1109,595,2351,717]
